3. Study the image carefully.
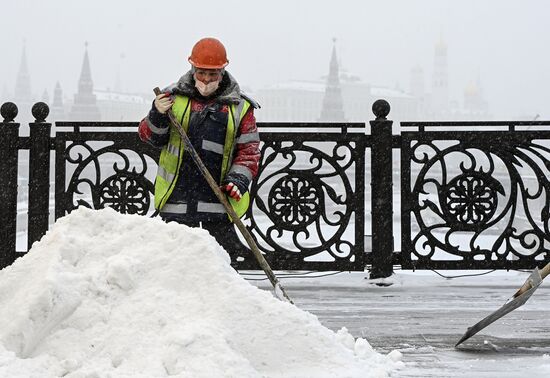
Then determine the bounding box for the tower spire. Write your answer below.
[431,37,449,116]
[78,41,94,94]
[319,38,346,122]
[51,81,66,120]
[14,42,32,102]
[70,42,101,120]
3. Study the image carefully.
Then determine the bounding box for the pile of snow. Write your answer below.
[0,208,402,377]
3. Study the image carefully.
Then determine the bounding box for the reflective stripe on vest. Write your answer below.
[154,95,252,219]
[161,201,226,214]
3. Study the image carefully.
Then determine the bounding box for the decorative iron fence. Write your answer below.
[400,121,550,270]
[1,100,549,275]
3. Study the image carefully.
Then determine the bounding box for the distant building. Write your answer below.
[430,37,450,117]
[255,81,323,122]
[63,44,149,122]
[5,39,493,125]
[255,42,418,123]
[41,89,49,103]
[50,82,66,120]
[408,39,490,120]
[462,77,489,118]
[94,89,149,121]
[69,43,101,121]
[13,44,34,130]
[14,45,32,104]
[409,65,426,117]
[319,39,346,122]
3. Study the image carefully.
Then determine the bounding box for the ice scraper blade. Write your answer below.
[455,263,550,347]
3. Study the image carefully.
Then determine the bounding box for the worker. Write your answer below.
[138,37,260,259]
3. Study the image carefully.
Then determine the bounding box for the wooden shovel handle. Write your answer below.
[152,87,293,304]
[513,262,550,298]
[542,263,550,280]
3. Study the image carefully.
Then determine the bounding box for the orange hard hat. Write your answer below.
[188,38,229,69]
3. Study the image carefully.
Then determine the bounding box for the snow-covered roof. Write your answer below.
[260,80,414,99]
[370,87,414,99]
[94,89,148,104]
[263,80,326,92]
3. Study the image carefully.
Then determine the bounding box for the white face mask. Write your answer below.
[195,79,220,97]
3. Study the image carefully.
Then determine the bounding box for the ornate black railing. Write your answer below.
[401,121,550,269]
[54,122,159,218]
[54,121,369,272]
[237,124,368,271]
[1,100,549,275]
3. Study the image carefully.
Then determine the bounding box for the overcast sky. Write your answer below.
[1,0,549,118]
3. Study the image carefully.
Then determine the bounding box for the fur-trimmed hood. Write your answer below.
[165,70,242,105]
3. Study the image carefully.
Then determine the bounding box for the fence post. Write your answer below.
[370,99,394,278]
[0,103,21,268]
[27,102,51,250]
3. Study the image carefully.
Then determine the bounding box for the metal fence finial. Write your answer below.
[1,102,18,122]
[372,99,390,120]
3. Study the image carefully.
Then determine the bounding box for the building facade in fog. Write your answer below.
[11,45,36,132]
[5,39,490,124]
[7,44,149,123]
[94,90,149,121]
[462,78,489,118]
[69,43,101,121]
[14,46,32,105]
[50,82,66,120]
[67,44,150,122]
[255,39,490,122]
[255,42,418,123]
[319,40,346,122]
[430,38,450,117]
[413,39,491,120]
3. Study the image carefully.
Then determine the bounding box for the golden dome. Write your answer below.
[464,81,479,96]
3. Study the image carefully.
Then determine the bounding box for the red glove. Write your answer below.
[222,182,242,201]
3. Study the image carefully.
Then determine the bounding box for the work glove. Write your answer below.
[154,92,173,114]
[221,172,250,202]
[222,182,242,201]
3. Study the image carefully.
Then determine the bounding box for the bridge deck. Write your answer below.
[251,271,550,377]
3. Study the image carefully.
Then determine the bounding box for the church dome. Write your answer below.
[464,81,479,96]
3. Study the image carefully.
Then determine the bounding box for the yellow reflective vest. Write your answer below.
[154,95,252,219]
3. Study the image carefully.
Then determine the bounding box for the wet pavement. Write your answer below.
[249,271,550,377]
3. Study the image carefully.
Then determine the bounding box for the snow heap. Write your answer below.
[0,208,402,377]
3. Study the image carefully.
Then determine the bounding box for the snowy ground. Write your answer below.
[0,208,401,378]
[250,270,550,377]
[3,207,549,377]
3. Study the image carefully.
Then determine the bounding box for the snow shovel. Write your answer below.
[455,262,550,347]
[153,88,293,304]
